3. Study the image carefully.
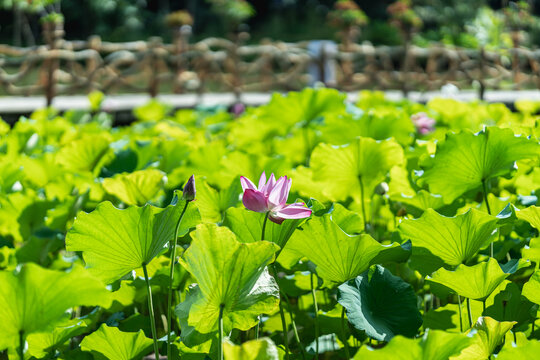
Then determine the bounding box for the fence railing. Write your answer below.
[1,23,540,105]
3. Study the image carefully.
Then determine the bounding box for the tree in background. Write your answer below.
[328,0,368,48]
[413,0,486,47]
[0,0,62,46]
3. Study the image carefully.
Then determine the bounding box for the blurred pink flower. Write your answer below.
[240,172,312,224]
[411,112,436,135]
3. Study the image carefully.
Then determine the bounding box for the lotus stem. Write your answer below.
[167,201,190,359]
[261,212,269,241]
[143,262,160,359]
[466,298,473,329]
[255,212,270,340]
[283,291,307,360]
[341,306,351,359]
[18,331,24,360]
[457,294,463,333]
[482,180,494,258]
[278,298,291,360]
[271,264,290,359]
[310,272,320,359]
[218,304,225,360]
[303,126,311,166]
[359,176,368,232]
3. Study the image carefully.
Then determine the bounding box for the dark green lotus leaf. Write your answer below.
[484,281,538,330]
[66,191,200,284]
[337,265,422,341]
[280,215,410,284]
[420,127,540,203]
[80,324,153,360]
[399,208,498,273]
[352,329,473,360]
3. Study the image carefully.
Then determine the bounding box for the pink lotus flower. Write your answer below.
[240,172,312,224]
[411,112,436,135]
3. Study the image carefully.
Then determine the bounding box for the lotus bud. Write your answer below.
[183,175,196,201]
[375,182,389,196]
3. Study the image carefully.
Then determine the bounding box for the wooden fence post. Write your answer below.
[42,20,64,106]
[148,36,163,98]
[172,25,191,93]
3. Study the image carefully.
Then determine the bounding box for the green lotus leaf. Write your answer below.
[27,317,89,358]
[224,338,279,360]
[391,190,450,218]
[102,169,166,206]
[195,177,241,223]
[223,207,303,248]
[424,301,483,334]
[88,90,105,112]
[399,208,498,272]
[453,316,516,360]
[337,265,422,341]
[176,224,280,337]
[308,137,405,203]
[522,270,540,305]
[80,324,153,360]
[280,215,411,284]
[497,338,540,359]
[522,238,540,264]
[420,127,540,203]
[427,258,530,301]
[306,334,340,355]
[352,329,472,360]
[484,281,538,330]
[0,263,112,351]
[516,205,540,230]
[133,99,171,122]
[56,134,113,176]
[66,192,200,284]
[258,88,346,131]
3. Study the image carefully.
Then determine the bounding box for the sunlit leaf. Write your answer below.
[102,169,166,206]
[427,258,529,301]
[280,215,410,284]
[176,224,279,343]
[80,324,153,360]
[56,134,113,176]
[453,317,515,360]
[0,264,111,350]
[516,205,540,230]
[66,192,200,284]
[224,338,279,360]
[352,329,472,360]
[522,270,540,305]
[399,209,498,273]
[307,137,405,204]
[420,127,540,203]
